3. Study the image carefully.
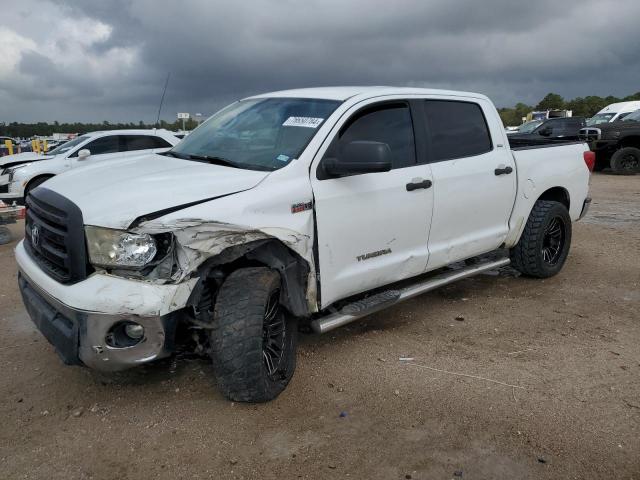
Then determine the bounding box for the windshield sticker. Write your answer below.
[282,117,324,128]
[276,154,290,162]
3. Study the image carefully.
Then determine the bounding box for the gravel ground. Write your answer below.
[1,173,639,480]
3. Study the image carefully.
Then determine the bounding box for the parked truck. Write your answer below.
[16,87,593,402]
[580,110,640,175]
[580,109,640,174]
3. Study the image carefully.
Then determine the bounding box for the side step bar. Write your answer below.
[310,257,510,334]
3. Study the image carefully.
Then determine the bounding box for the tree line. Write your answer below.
[3,91,640,136]
[498,91,640,126]
[0,118,201,139]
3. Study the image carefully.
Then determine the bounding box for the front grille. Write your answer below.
[0,184,8,194]
[579,128,601,143]
[25,188,90,284]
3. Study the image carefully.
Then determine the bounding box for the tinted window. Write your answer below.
[124,135,171,151]
[333,104,416,169]
[423,100,492,161]
[73,136,121,156]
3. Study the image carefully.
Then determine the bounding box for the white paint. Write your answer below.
[593,101,640,122]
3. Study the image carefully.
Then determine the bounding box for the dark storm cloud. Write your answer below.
[2,0,640,122]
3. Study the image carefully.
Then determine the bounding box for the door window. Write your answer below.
[325,104,416,170]
[71,135,121,156]
[423,100,492,161]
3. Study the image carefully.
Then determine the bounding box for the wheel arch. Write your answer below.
[537,186,570,211]
[190,238,313,318]
[619,136,640,149]
[505,186,571,248]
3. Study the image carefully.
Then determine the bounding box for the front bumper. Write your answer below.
[16,240,197,371]
[18,271,177,371]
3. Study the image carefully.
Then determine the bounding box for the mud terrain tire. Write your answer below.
[209,267,297,402]
[510,200,572,278]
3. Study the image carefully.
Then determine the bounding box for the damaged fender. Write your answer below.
[134,219,318,316]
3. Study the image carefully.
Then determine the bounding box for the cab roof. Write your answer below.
[248,86,488,102]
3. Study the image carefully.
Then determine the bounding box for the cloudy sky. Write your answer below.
[1,0,639,123]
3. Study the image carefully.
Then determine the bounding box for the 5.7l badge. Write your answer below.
[356,248,392,262]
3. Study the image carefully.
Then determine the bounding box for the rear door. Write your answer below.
[421,98,517,269]
[311,100,434,307]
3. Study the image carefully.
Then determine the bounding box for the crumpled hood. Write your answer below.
[0,152,53,169]
[42,153,270,229]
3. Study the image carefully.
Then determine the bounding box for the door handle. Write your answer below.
[494,166,513,176]
[406,179,432,191]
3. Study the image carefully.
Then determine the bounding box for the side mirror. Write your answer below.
[77,149,91,160]
[323,141,392,177]
[538,127,552,137]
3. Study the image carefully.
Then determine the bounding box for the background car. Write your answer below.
[0,129,180,204]
[506,120,543,135]
[508,117,586,142]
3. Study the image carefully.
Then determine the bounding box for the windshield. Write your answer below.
[586,113,616,126]
[517,120,542,133]
[622,110,640,122]
[170,98,341,170]
[46,135,89,155]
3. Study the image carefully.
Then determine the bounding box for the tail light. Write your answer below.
[583,151,596,172]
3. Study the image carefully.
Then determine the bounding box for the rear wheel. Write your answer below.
[510,200,572,278]
[610,147,640,175]
[209,267,297,402]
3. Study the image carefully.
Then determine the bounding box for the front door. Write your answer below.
[311,101,434,307]
[70,135,124,168]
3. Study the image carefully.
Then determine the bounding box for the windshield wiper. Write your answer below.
[187,154,274,171]
[164,150,189,159]
[188,154,241,168]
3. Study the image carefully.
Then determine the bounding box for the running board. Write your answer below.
[310,257,510,334]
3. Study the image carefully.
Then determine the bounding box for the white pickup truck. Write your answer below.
[16,87,593,402]
[0,129,179,204]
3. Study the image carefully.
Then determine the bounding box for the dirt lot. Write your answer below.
[1,173,639,480]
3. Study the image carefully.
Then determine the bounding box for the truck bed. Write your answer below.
[508,137,584,150]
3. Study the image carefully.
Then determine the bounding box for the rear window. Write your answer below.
[124,135,172,151]
[423,100,492,161]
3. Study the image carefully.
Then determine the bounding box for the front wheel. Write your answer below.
[610,147,640,175]
[510,200,572,278]
[209,267,297,402]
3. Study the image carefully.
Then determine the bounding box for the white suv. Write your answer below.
[0,129,179,204]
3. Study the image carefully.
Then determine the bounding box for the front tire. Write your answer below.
[510,200,572,278]
[610,147,640,175]
[209,267,297,402]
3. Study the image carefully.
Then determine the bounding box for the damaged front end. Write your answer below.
[99,218,318,327]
